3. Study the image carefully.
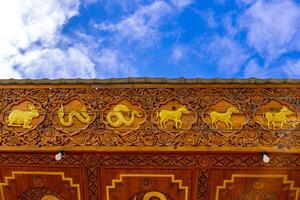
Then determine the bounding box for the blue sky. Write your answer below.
[1,0,300,79]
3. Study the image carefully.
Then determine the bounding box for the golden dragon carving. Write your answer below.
[104,104,142,128]
[57,104,92,127]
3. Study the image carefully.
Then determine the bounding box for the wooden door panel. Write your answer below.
[210,169,300,200]
[100,168,196,200]
[0,166,86,200]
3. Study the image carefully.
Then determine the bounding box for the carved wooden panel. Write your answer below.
[0,85,298,151]
[0,152,296,199]
[0,83,299,199]
[210,169,300,200]
[100,168,193,200]
[0,166,86,200]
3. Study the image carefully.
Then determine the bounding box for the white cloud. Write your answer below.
[239,0,300,62]
[235,0,255,6]
[95,0,193,47]
[0,0,86,79]
[282,60,300,78]
[0,0,125,78]
[15,47,96,79]
[171,45,186,61]
[94,49,138,78]
[204,36,249,76]
[170,0,194,9]
[95,1,173,46]
[243,59,271,78]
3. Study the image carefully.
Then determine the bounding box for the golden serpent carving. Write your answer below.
[7,103,39,129]
[209,106,239,130]
[157,106,189,129]
[264,106,294,129]
[57,105,91,127]
[104,104,142,128]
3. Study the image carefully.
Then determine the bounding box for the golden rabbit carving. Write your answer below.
[6,103,39,128]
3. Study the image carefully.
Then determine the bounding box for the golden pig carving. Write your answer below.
[264,106,294,129]
[104,104,142,128]
[209,106,239,130]
[157,106,189,129]
[7,103,39,128]
[57,104,92,127]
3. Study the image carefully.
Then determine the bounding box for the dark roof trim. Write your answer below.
[0,78,299,85]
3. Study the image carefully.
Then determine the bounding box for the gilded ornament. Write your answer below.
[104,104,142,128]
[263,106,294,129]
[133,191,167,200]
[57,104,92,127]
[209,106,239,130]
[7,103,39,129]
[157,106,190,129]
[41,195,59,200]
[143,191,167,200]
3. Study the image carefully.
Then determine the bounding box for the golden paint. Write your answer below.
[143,191,167,200]
[215,174,300,200]
[57,104,91,127]
[0,171,81,200]
[209,106,239,130]
[264,106,294,129]
[157,106,189,129]
[104,104,142,128]
[7,104,39,128]
[41,195,59,200]
[106,174,188,200]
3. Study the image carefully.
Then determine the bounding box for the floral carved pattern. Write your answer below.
[0,87,298,150]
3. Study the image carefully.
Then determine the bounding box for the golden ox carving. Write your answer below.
[6,103,39,129]
[157,106,189,129]
[209,106,239,130]
[264,106,294,129]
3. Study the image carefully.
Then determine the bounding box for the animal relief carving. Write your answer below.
[57,104,92,127]
[104,104,142,128]
[7,103,39,129]
[264,106,294,129]
[157,106,190,129]
[209,106,239,130]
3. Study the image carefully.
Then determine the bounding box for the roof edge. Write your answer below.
[0,77,299,85]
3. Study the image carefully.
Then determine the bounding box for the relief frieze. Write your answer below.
[0,87,298,150]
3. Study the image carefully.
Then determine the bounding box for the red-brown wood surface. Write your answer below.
[0,152,298,199]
